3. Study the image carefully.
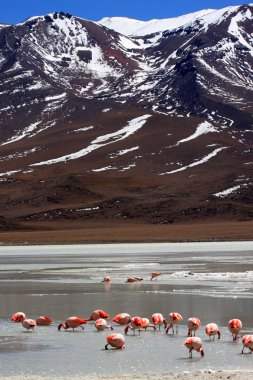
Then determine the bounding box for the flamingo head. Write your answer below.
[217,330,221,339]
[58,323,64,331]
[124,325,129,335]
[163,319,167,328]
[200,348,205,357]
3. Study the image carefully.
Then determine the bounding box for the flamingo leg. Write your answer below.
[176,325,178,335]
[189,349,193,359]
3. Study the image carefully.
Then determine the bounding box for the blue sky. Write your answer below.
[1,0,251,24]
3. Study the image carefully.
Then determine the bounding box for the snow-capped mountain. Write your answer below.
[0,5,252,228]
[98,9,216,36]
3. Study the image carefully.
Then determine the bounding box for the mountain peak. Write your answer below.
[98,9,216,36]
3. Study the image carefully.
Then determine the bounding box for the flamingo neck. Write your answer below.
[58,323,67,331]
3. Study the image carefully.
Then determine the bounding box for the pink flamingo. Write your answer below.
[187,317,201,337]
[152,313,167,330]
[112,313,131,325]
[125,316,143,335]
[150,272,161,281]
[166,312,183,334]
[205,323,221,340]
[105,333,125,349]
[36,316,53,326]
[228,319,242,341]
[95,318,113,331]
[140,318,156,331]
[19,315,37,332]
[58,317,87,332]
[126,277,143,283]
[242,335,253,354]
[101,276,111,283]
[184,337,204,358]
[11,312,26,322]
[86,310,110,321]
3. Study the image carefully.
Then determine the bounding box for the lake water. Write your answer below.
[0,242,253,376]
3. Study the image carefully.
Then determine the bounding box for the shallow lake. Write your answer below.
[0,242,252,376]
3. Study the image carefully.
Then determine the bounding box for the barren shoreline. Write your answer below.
[1,372,253,380]
[0,220,252,245]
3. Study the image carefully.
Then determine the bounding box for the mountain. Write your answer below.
[0,5,252,231]
[98,9,216,36]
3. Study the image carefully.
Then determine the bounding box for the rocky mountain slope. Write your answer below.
[0,5,252,230]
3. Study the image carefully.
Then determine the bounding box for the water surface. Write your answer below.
[0,242,252,375]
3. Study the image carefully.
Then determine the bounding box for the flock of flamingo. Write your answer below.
[9,272,253,358]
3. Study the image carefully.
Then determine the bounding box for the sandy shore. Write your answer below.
[0,220,253,244]
[1,372,253,379]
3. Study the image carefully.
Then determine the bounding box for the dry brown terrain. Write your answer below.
[0,220,252,245]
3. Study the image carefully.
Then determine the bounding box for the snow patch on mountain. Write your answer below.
[197,6,238,31]
[214,184,248,197]
[31,115,152,166]
[0,148,39,162]
[111,147,139,157]
[0,122,41,146]
[98,9,215,36]
[175,122,218,146]
[45,93,66,102]
[228,9,253,57]
[160,147,226,175]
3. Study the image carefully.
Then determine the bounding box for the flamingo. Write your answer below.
[112,313,131,326]
[58,317,87,332]
[140,318,156,331]
[86,310,110,321]
[205,323,221,340]
[105,333,125,350]
[187,317,201,337]
[125,316,143,335]
[19,315,37,332]
[126,277,143,283]
[95,318,113,331]
[184,337,204,358]
[101,276,111,283]
[228,319,242,341]
[166,312,183,335]
[36,316,53,326]
[150,272,161,281]
[242,335,253,354]
[152,313,167,330]
[11,312,26,322]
